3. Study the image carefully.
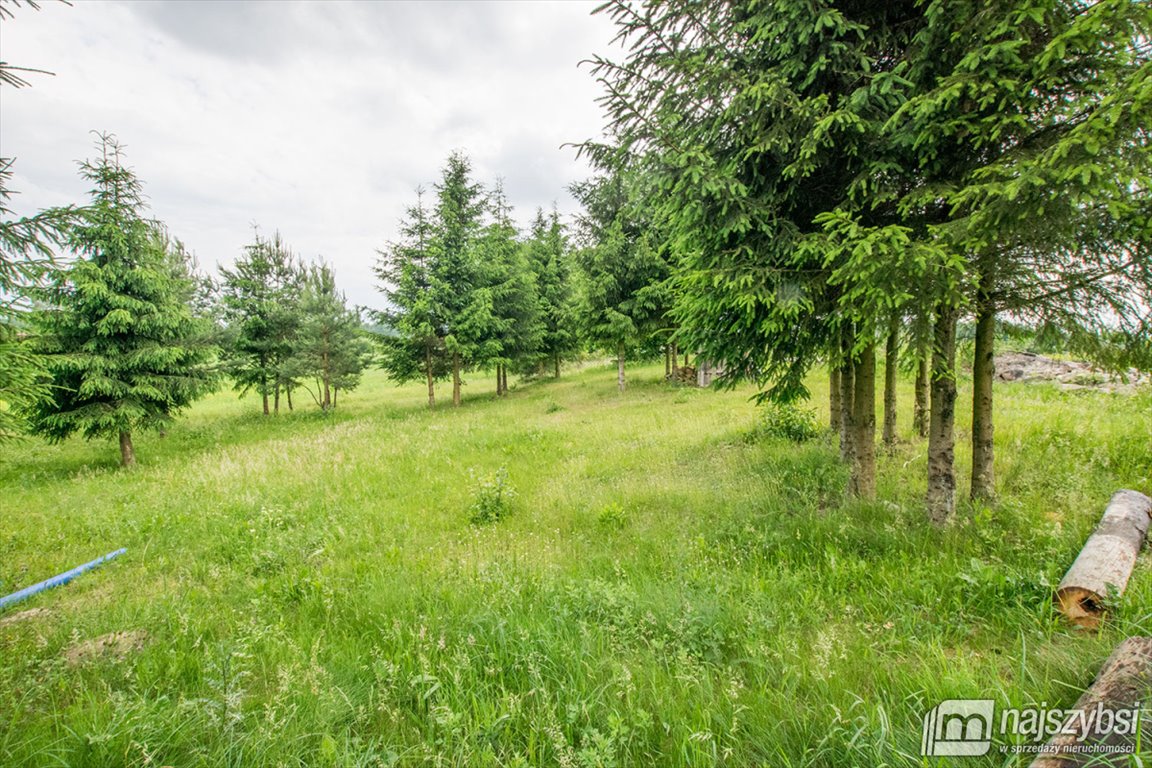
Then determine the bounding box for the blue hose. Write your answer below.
[0,548,126,612]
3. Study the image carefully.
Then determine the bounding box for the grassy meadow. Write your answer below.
[1,362,1150,767]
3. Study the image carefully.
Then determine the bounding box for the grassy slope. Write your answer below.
[0,364,1150,767]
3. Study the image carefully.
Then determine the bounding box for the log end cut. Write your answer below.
[1054,490,1152,629]
[1054,586,1105,630]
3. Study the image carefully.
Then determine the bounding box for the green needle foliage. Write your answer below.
[285,261,371,412]
[0,160,82,442]
[430,151,491,407]
[28,134,217,467]
[571,168,671,391]
[375,188,451,406]
[586,0,1152,519]
[480,183,542,394]
[218,230,304,416]
[524,206,578,378]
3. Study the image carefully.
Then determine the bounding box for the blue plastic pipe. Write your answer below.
[0,548,126,611]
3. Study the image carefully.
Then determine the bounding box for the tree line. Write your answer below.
[1,135,370,466]
[3,0,1149,508]
[581,0,1152,522]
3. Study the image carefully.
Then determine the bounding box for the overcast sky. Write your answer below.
[1,0,619,308]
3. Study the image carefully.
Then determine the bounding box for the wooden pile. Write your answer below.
[1023,490,1152,764]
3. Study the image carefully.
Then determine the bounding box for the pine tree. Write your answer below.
[285,262,370,411]
[886,0,1152,506]
[524,206,578,378]
[571,169,671,392]
[480,183,541,395]
[219,230,302,415]
[429,151,489,407]
[375,189,449,407]
[30,135,216,467]
[0,160,81,442]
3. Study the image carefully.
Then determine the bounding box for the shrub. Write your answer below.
[468,467,517,524]
[751,403,822,443]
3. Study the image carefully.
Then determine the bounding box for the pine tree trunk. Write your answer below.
[553,354,560,379]
[322,349,331,412]
[617,344,626,392]
[287,386,294,412]
[683,351,689,367]
[665,346,672,379]
[333,387,338,408]
[425,345,435,408]
[927,308,958,524]
[119,430,136,468]
[262,391,269,416]
[913,353,929,438]
[839,329,856,465]
[971,282,996,501]
[505,365,510,393]
[452,353,462,407]
[829,366,841,431]
[274,383,280,415]
[882,321,898,446]
[850,343,876,499]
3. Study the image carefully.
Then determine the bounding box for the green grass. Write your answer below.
[1,363,1150,767]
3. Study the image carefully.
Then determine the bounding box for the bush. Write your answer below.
[468,467,517,524]
[751,403,822,443]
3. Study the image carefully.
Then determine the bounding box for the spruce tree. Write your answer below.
[375,189,449,407]
[285,262,370,412]
[30,135,216,467]
[219,230,302,415]
[524,207,577,378]
[429,151,489,407]
[0,161,81,442]
[571,169,670,392]
[479,183,541,395]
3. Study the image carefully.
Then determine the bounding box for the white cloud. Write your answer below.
[1,0,619,307]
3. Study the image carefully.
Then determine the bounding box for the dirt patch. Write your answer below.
[995,351,1148,393]
[64,629,148,666]
[0,608,50,627]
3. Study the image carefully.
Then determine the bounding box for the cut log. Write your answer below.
[1055,490,1152,629]
[1029,636,1152,767]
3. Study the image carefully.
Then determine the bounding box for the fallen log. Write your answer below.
[1029,636,1152,767]
[1055,490,1152,629]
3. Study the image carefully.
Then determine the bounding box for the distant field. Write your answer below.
[1,364,1150,767]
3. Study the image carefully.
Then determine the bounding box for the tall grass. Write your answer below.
[1,364,1149,766]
